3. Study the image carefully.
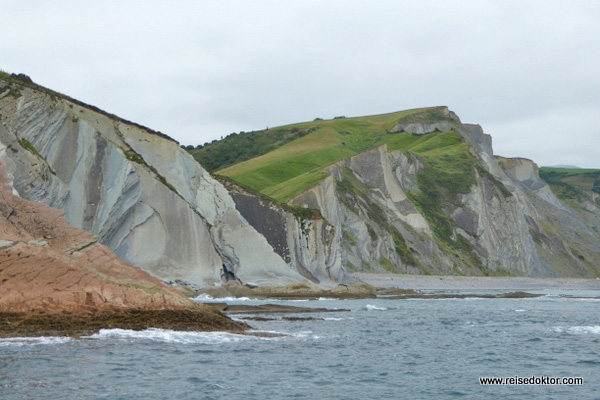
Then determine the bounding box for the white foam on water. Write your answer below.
[0,336,72,347]
[86,328,300,343]
[192,294,252,302]
[553,326,600,335]
[569,298,600,302]
[514,309,526,312]
[316,297,336,301]
[291,330,322,340]
[86,328,257,344]
[323,317,344,321]
[365,304,387,311]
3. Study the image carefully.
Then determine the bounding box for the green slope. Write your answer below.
[189,108,435,172]
[193,107,467,203]
[539,167,600,206]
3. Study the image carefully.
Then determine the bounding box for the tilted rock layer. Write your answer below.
[1,74,598,286]
[0,75,311,287]
[287,111,600,277]
[0,160,231,327]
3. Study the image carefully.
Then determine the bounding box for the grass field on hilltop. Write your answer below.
[539,167,600,205]
[191,106,492,250]
[200,107,466,203]
[190,107,434,173]
[539,167,600,191]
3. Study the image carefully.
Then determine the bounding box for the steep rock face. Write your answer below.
[290,116,600,277]
[2,75,597,284]
[0,160,223,314]
[496,157,600,276]
[218,179,346,285]
[0,76,307,287]
[496,157,567,210]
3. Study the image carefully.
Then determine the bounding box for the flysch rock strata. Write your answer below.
[0,159,245,336]
[0,76,312,287]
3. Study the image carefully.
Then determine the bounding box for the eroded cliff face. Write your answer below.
[218,178,347,285]
[289,113,600,277]
[0,76,309,287]
[495,157,600,276]
[0,159,212,313]
[1,75,597,285]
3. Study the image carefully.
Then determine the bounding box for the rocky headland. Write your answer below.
[0,160,246,337]
[1,72,599,308]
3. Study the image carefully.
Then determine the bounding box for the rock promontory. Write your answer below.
[0,160,246,337]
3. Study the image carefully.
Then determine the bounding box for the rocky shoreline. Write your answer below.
[0,308,248,338]
[207,302,350,314]
[353,273,600,291]
[0,161,248,339]
[196,281,376,300]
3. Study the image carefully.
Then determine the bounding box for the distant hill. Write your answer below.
[548,164,581,169]
[189,107,468,202]
[186,107,600,278]
[3,69,599,283]
[539,167,600,208]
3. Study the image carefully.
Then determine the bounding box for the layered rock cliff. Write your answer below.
[0,160,239,332]
[217,177,346,285]
[288,112,600,277]
[0,73,314,287]
[1,73,598,287]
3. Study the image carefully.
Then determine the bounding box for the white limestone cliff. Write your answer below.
[1,76,598,285]
[0,78,308,287]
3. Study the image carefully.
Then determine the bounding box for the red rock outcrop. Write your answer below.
[0,160,245,335]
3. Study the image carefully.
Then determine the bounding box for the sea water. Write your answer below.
[1,293,599,399]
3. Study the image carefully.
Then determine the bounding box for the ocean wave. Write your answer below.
[0,336,72,347]
[553,326,600,335]
[565,297,600,302]
[86,328,260,344]
[364,304,387,311]
[192,294,252,302]
[291,330,322,339]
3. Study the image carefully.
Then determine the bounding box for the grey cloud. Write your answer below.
[1,0,598,167]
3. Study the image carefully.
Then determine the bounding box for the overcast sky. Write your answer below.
[2,1,599,167]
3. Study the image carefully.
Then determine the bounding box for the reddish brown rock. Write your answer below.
[0,160,246,336]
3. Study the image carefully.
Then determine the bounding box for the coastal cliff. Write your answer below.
[0,73,310,287]
[0,160,245,336]
[204,107,600,278]
[2,72,598,289]
[291,115,600,277]
[287,116,600,277]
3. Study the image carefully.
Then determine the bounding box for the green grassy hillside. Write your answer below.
[189,108,435,172]
[192,107,467,203]
[539,167,600,206]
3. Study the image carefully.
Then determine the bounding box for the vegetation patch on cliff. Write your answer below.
[186,126,317,171]
[539,167,600,193]
[207,107,455,202]
[214,173,323,223]
[539,167,600,208]
[405,131,477,244]
[17,138,56,175]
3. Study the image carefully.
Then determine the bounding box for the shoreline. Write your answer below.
[353,273,600,291]
[0,308,248,339]
[4,275,599,339]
